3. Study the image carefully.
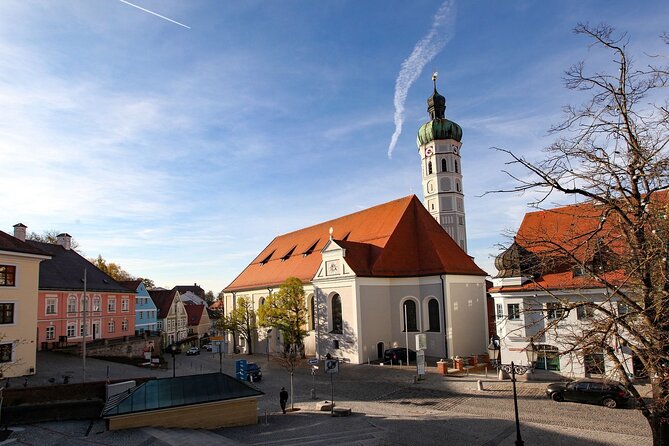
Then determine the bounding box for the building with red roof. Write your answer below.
[223,81,490,364]
[489,192,668,378]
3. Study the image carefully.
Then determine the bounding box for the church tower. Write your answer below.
[417,74,467,252]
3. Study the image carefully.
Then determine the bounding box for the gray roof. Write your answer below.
[27,241,130,292]
[0,230,49,256]
[102,372,263,417]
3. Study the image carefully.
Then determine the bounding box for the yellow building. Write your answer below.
[0,225,50,378]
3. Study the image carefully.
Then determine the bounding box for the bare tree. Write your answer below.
[492,23,669,444]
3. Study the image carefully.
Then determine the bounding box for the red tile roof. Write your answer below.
[148,289,179,319]
[185,304,205,326]
[490,190,668,293]
[225,195,486,292]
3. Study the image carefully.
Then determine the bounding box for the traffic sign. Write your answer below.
[324,359,339,374]
[308,358,319,365]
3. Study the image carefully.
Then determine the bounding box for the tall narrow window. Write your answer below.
[427,299,440,332]
[331,294,342,334]
[403,300,418,332]
[441,158,447,172]
[454,160,459,173]
[309,295,315,331]
[507,303,520,320]
[427,161,433,175]
[67,296,77,313]
[0,303,14,324]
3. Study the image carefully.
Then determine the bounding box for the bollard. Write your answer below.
[311,388,316,399]
[477,380,484,391]
[265,410,269,425]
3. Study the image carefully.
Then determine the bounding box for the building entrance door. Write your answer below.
[93,322,100,339]
[377,342,384,359]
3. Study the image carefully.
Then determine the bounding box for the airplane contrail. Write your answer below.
[387,0,455,159]
[118,0,191,29]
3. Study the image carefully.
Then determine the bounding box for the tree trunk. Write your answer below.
[649,378,669,446]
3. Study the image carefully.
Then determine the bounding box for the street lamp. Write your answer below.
[488,338,538,446]
[170,344,177,378]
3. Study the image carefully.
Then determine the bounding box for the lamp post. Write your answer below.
[488,338,538,446]
[170,344,177,378]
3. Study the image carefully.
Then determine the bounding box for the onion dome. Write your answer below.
[416,74,462,146]
[494,241,540,278]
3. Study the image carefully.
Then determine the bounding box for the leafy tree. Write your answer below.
[90,255,134,281]
[257,277,308,410]
[493,24,669,444]
[28,230,80,251]
[218,297,256,355]
[204,290,215,305]
[138,277,155,289]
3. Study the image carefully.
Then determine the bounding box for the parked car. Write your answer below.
[245,362,262,382]
[164,344,182,354]
[383,347,417,364]
[545,379,630,408]
[202,344,213,352]
[186,347,200,356]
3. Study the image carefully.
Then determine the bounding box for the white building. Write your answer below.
[489,201,647,379]
[223,81,490,363]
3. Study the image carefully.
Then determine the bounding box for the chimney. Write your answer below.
[13,223,27,242]
[56,233,72,250]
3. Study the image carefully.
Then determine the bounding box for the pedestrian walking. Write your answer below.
[280,387,289,414]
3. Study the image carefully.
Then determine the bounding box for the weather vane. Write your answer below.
[432,71,438,90]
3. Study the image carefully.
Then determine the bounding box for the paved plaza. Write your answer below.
[1,351,653,445]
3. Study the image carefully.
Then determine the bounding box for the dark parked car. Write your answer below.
[546,379,630,408]
[164,344,182,354]
[245,362,262,382]
[383,347,417,364]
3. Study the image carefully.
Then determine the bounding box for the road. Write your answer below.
[5,351,653,445]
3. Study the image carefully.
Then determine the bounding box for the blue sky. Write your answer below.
[1,0,667,293]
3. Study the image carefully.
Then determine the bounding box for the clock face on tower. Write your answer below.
[425,148,433,157]
[451,143,459,154]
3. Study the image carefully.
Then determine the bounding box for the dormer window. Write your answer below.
[281,246,296,262]
[259,250,275,266]
[303,240,319,257]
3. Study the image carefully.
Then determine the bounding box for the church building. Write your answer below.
[223,80,489,364]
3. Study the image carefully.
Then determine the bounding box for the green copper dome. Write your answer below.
[417,77,462,147]
[417,118,463,146]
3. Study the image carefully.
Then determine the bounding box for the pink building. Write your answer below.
[12,229,136,349]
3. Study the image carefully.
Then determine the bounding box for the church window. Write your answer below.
[454,160,459,173]
[441,158,447,172]
[403,300,418,332]
[331,294,342,334]
[427,161,433,175]
[427,299,440,332]
[456,182,461,192]
[309,295,315,331]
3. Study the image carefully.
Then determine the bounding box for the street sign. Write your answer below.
[308,358,319,365]
[324,359,339,374]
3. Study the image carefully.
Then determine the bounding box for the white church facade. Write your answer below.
[223,80,489,364]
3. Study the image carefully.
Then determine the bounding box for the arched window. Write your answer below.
[441,158,447,172]
[427,161,433,175]
[454,159,459,173]
[403,300,418,332]
[309,295,315,331]
[428,299,440,332]
[331,294,342,334]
